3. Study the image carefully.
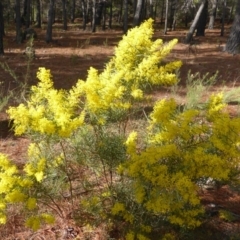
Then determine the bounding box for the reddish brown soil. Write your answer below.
[0,22,240,239]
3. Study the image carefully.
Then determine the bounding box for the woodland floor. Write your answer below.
[0,21,240,239]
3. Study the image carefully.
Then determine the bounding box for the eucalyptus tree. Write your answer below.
[164,0,169,34]
[46,0,55,43]
[123,0,129,33]
[22,0,31,28]
[81,0,87,30]
[92,0,96,32]
[15,0,22,44]
[225,0,240,54]
[196,0,208,35]
[133,0,144,26]
[185,0,208,43]
[35,0,41,28]
[70,0,76,23]
[208,0,218,29]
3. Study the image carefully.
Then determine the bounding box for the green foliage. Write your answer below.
[2,18,240,239]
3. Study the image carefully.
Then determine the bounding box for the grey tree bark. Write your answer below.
[92,0,96,32]
[225,0,240,54]
[81,0,87,30]
[133,0,144,26]
[46,0,55,43]
[208,0,218,29]
[164,0,169,34]
[185,0,207,43]
[123,0,128,33]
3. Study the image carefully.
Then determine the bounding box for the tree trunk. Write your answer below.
[96,1,104,25]
[108,0,113,28]
[208,0,218,29]
[220,0,226,36]
[168,0,174,29]
[123,0,128,33]
[133,0,144,26]
[0,2,4,55]
[70,0,76,23]
[170,0,178,31]
[185,0,207,43]
[196,0,208,36]
[36,0,41,28]
[164,0,168,34]
[81,0,87,30]
[225,0,240,54]
[22,0,31,28]
[62,0,67,30]
[160,0,165,24]
[46,0,55,43]
[92,0,96,32]
[15,0,22,44]
[102,2,107,30]
[149,0,154,18]
[228,2,235,23]
[118,0,123,23]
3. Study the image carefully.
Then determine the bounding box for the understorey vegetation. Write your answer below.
[1,19,240,239]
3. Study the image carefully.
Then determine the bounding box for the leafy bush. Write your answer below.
[2,18,240,239]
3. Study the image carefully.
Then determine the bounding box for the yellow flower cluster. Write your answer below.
[7,67,85,137]
[25,213,55,231]
[0,154,40,225]
[73,19,181,120]
[124,96,240,228]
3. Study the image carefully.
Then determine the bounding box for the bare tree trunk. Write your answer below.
[170,0,178,31]
[102,2,107,30]
[62,0,67,30]
[196,0,208,36]
[160,0,165,24]
[22,0,31,28]
[164,0,168,34]
[149,0,154,18]
[208,0,218,29]
[220,0,226,36]
[15,0,22,44]
[70,0,76,23]
[108,0,113,28]
[36,0,41,28]
[185,0,207,43]
[133,0,144,26]
[92,0,96,32]
[225,0,240,54]
[46,0,55,43]
[123,0,128,33]
[81,0,87,30]
[228,1,235,23]
[118,0,123,23]
[0,2,4,55]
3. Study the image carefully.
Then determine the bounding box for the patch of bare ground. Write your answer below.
[1,22,240,239]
